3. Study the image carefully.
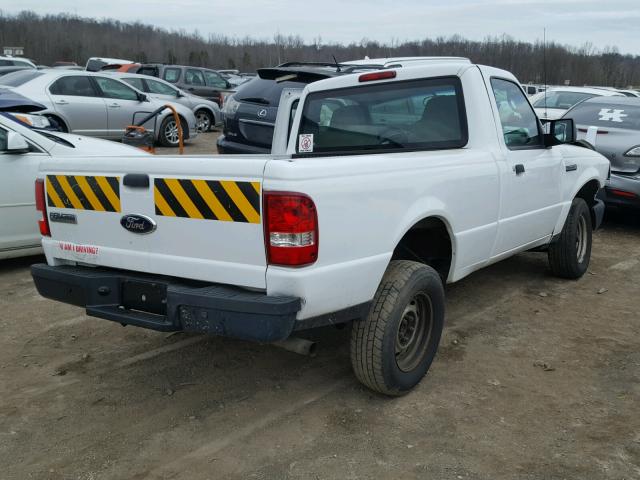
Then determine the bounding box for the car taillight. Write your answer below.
[35,179,50,236]
[264,192,318,267]
[359,70,396,82]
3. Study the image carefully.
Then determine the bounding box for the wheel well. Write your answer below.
[391,217,453,281]
[575,179,600,227]
[45,114,68,133]
[195,107,216,125]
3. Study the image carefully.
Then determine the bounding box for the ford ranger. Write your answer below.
[31,62,609,395]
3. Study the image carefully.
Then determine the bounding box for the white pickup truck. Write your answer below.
[31,62,609,395]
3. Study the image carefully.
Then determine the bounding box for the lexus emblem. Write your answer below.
[257,108,267,118]
[120,214,157,235]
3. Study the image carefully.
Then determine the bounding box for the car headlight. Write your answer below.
[222,95,240,117]
[10,113,51,129]
[624,145,640,157]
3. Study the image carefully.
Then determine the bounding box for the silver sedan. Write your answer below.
[0,69,197,147]
[565,96,640,209]
[109,72,222,133]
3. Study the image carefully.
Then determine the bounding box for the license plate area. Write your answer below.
[121,280,167,316]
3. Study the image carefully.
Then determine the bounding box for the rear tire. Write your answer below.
[350,261,445,396]
[548,198,592,279]
[159,116,187,147]
[195,109,214,132]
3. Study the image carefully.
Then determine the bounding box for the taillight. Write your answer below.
[359,70,396,82]
[609,188,637,199]
[35,179,50,236]
[264,192,318,267]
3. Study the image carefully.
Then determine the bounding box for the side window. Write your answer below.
[122,77,145,91]
[94,77,139,101]
[204,71,227,88]
[297,77,467,154]
[491,78,542,149]
[49,76,97,97]
[147,79,178,96]
[185,69,205,86]
[163,68,181,83]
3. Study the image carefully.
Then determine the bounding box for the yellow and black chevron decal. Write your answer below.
[154,178,261,223]
[46,175,121,212]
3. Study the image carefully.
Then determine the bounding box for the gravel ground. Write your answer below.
[154,130,222,155]
[0,178,638,478]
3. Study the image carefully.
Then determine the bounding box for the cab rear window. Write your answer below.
[296,76,467,155]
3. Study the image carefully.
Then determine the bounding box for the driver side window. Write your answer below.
[491,78,542,149]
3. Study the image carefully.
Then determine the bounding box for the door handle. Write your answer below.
[54,100,68,105]
[565,164,578,172]
[514,164,525,175]
[108,103,121,108]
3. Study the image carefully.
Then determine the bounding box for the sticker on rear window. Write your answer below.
[598,108,627,123]
[298,134,314,153]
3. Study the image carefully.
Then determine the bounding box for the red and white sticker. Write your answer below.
[58,241,99,257]
[298,134,314,153]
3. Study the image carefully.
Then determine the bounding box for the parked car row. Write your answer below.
[0,57,245,137]
[0,69,199,146]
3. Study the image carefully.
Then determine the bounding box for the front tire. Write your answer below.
[548,198,592,279]
[350,261,445,396]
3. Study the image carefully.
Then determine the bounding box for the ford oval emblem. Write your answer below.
[120,214,157,235]
[257,108,267,118]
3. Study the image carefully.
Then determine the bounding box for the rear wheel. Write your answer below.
[350,261,445,396]
[159,116,187,147]
[195,109,213,132]
[548,198,592,279]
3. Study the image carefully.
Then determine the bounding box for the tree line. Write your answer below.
[1,10,639,88]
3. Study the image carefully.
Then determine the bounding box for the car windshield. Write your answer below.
[0,70,44,87]
[532,91,596,109]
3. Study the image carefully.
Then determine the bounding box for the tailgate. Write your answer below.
[41,155,269,289]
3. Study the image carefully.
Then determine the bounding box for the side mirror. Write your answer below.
[4,131,30,153]
[137,92,148,102]
[543,118,576,147]
[176,90,185,98]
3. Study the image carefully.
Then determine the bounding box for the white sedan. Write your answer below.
[0,113,148,260]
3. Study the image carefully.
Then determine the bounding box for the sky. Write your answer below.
[2,0,640,55]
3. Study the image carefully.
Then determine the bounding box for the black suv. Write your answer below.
[217,63,371,154]
[137,64,233,106]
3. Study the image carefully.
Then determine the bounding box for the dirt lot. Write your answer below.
[154,130,222,156]
[1,167,639,478]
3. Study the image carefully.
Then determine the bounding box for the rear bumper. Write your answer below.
[31,264,301,342]
[216,135,270,155]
